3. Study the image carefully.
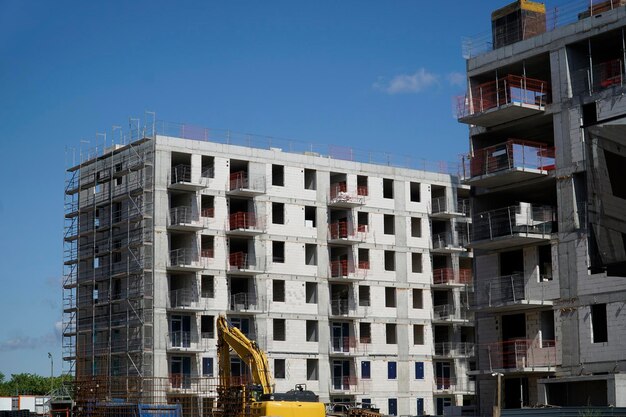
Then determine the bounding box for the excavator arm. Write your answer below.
[216,314,273,395]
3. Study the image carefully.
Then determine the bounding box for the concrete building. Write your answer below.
[62,123,474,416]
[457,0,626,413]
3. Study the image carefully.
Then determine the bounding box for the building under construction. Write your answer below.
[63,122,474,416]
[458,0,626,413]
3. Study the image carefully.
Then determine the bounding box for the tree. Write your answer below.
[0,373,72,396]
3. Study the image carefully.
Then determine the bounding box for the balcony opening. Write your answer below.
[171,152,192,184]
[411,253,423,273]
[431,185,446,213]
[229,198,256,229]
[306,320,318,342]
[202,358,214,377]
[330,247,353,277]
[330,284,350,315]
[357,212,368,233]
[273,279,285,302]
[540,310,555,348]
[358,248,369,270]
[591,304,608,343]
[230,276,254,310]
[359,285,370,307]
[384,214,395,235]
[502,313,526,343]
[383,178,394,199]
[500,249,524,276]
[305,244,317,266]
[538,245,553,281]
[273,319,286,341]
[411,217,422,237]
[201,275,214,298]
[360,322,371,344]
[201,315,214,339]
[305,206,316,227]
[434,325,449,345]
[305,282,317,304]
[384,251,395,271]
[412,289,423,309]
[228,237,255,269]
[272,202,284,224]
[170,314,192,348]
[304,168,316,190]
[272,241,285,263]
[307,359,319,380]
[271,164,284,186]
[274,359,286,378]
[329,172,347,200]
[229,316,253,339]
[201,235,214,258]
[410,182,421,202]
[201,195,214,218]
[504,377,529,409]
[385,287,396,308]
[413,325,424,345]
[201,156,214,178]
[357,175,368,196]
[386,323,397,344]
[433,290,451,309]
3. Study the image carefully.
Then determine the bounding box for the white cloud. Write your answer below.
[374,68,439,94]
[447,71,466,87]
[0,323,62,352]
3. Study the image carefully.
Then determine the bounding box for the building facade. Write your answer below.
[458,0,626,413]
[63,125,474,416]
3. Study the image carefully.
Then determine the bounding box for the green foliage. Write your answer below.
[0,373,73,396]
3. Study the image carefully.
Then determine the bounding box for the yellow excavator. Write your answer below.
[216,314,326,417]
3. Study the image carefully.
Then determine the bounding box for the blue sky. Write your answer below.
[0,0,509,376]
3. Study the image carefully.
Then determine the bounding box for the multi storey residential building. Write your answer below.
[458,0,626,413]
[62,124,474,416]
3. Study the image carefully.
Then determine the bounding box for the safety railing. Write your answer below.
[229,292,257,311]
[433,304,472,321]
[476,273,551,308]
[331,376,358,391]
[572,58,625,95]
[229,212,261,231]
[201,207,214,218]
[329,182,364,206]
[472,203,555,242]
[330,299,355,316]
[434,377,475,393]
[328,221,365,241]
[433,268,472,285]
[330,260,357,278]
[432,231,469,250]
[485,339,557,370]
[330,336,357,354]
[168,331,196,349]
[168,288,199,309]
[456,75,551,119]
[434,342,476,357]
[465,139,556,179]
[228,252,264,272]
[357,185,369,196]
[169,248,198,267]
[431,197,471,216]
[169,206,198,226]
[200,248,214,258]
[229,171,265,193]
[171,164,192,184]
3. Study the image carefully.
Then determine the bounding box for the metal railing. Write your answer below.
[228,252,264,271]
[169,248,198,267]
[229,212,261,230]
[456,75,551,119]
[330,336,357,353]
[485,339,557,370]
[463,139,556,179]
[434,377,476,393]
[431,197,471,216]
[433,268,472,285]
[329,182,364,206]
[331,376,358,391]
[330,299,355,316]
[169,206,198,226]
[229,171,266,192]
[432,231,469,250]
[461,0,616,58]
[476,273,551,307]
[329,221,366,241]
[433,304,472,321]
[434,342,476,357]
[472,203,555,242]
[171,164,192,184]
[169,331,196,349]
[169,288,199,308]
[330,260,357,278]
[572,58,625,95]
[230,292,257,311]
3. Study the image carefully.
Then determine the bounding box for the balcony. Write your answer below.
[433,304,472,324]
[227,171,265,196]
[433,342,476,358]
[484,339,557,372]
[471,203,555,250]
[168,289,205,311]
[330,336,358,356]
[433,377,475,394]
[463,140,555,188]
[328,222,366,244]
[229,292,259,312]
[226,212,264,235]
[328,182,364,207]
[168,248,208,271]
[475,273,553,312]
[457,75,551,127]
[329,260,366,281]
[431,197,470,218]
[433,268,472,286]
[228,252,264,274]
[167,331,201,351]
[168,207,204,231]
[169,165,205,191]
[432,232,468,253]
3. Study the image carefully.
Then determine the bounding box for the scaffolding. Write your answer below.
[63,123,156,395]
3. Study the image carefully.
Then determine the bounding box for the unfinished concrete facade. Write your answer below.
[63,124,475,416]
[458,1,626,414]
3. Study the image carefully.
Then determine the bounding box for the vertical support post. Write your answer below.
[588,38,594,93]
